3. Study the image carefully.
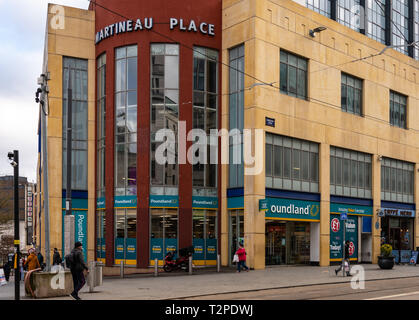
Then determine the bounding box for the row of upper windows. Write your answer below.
[280,50,409,129]
[304,0,419,60]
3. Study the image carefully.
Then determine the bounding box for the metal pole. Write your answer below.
[217,254,221,273]
[154,258,158,277]
[188,256,192,275]
[13,150,20,301]
[120,260,124,278]
[342,220,346,277]
[40,76,51,272]
[88,261,95,292]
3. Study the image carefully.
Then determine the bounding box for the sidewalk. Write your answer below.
[38,264,419,300]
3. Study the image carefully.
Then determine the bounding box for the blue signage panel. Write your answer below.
[265,117,275,127]
[62,210,88,261]
[126,238,136,261]
[227,197,244,209]
[206,238,217,261]
[381,207,415,218]
[410,251,418,265]
[192,196,218,209]
[96,197,105,209]
[114,196,137,208]
[362,216,372,233]
[115,238,125,260]
[264,197,320,221]
[193,238,205,261]
[330,203,372,216]
[150,238,163,261]
[149,195,179,208]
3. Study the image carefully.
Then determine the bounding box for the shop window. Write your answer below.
[150,208,178,261]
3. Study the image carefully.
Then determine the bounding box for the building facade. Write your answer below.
[36,0,418,270]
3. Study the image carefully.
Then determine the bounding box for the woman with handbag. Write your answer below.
[235,242,249,273]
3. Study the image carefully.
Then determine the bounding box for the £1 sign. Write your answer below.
[331,218,340,232]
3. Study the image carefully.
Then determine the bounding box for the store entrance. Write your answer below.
[265,220,310,265]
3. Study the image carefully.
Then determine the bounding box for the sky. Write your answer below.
[0,0,89,182]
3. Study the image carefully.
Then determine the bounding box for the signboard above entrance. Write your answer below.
[263,197,320,222]
[96,18,215,44]
[380,207,415,218]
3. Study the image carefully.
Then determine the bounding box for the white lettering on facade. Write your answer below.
[96,17,213,44]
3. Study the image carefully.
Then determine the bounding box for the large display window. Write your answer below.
[114,208,137,265]
[192,210,217,265]
[150,208,178,263]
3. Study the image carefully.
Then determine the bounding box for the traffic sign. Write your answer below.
[340,212,348,220]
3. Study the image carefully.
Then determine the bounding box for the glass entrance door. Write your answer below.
[229,209,244,265]
[265,221,286,265]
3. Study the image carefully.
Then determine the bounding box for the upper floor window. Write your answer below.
[337,0,362,32]
[330,147,372,199]
[341,73,362,116]
[367,0,387,44]
[266,133,319,193]
[97,54,106,198]
[306,0,332,18]
[280,51,307,100]
[390,90,407,129]
[392,0,410,55]
[381,157,414,203]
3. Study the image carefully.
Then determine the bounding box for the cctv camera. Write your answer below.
[7,152,14,160]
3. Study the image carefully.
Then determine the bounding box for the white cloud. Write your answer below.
[0,0,89,182]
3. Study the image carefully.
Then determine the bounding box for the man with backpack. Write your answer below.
[67,242,89,300]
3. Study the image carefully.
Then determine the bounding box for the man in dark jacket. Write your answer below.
[3,261,11,282]
[69,242,89,300]
[53,248,62,266]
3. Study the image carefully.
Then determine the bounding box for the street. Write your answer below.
[181,277,419,300]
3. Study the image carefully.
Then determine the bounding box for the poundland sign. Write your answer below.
[96,18,215,44]
[264,198,320,222]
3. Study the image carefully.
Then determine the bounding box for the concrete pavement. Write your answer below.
[2,264,419,300]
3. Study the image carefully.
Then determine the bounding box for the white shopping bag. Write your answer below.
[0,268,6,286]
[233,254,239,263]
[344,261,349,272]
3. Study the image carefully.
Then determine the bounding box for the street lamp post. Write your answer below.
[8,150,20,300]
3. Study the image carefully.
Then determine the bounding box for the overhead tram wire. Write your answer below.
[87,0,419,135]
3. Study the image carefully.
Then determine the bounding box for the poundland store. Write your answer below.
[36,0,418,271]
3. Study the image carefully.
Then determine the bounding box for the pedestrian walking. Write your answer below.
[25,249,41,271]
[335,240,351,276]
[3,261,11,282]
[69,242,89,300]
[53,248,62,266]
[235,242,249,273]
[37,250,45,270]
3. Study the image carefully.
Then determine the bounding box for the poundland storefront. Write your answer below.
[261,196,320,265]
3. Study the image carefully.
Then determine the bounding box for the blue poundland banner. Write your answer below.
[114,196,137,208]
[264,197,320,221]
[330,203,372,216]
[96,197,105,209]
[192,196,218,209]
[149,195,179,208]
[62,210,87,261]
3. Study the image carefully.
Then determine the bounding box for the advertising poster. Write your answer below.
[330,214,358,261]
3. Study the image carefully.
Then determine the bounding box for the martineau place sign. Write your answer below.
[95,18,215,44]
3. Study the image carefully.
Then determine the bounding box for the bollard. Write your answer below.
[188,256,192,275]
[120,260,124,279]
[217,254,221,273]
[154,258,158,277]
[88,261,95,293]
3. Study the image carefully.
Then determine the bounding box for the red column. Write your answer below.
[137,42,151,268]
[178,44,193,249]
[105,48,115,267]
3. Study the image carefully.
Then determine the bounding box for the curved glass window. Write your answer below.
[150,44,179,187]
[115,45,137,196]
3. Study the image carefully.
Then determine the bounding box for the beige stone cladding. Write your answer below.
[222,0,419,268]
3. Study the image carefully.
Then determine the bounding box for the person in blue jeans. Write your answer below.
[235,242,249,273]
